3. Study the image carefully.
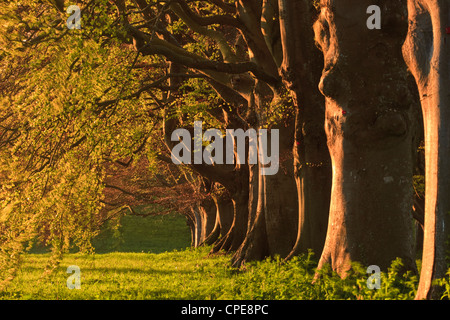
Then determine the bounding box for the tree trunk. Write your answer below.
[186,211,196,247]
[314,0,418,275]
[232,125,298,266]
[190,207,202,247]
[262,126,298,257]
[403,0,450,299]
[216,190,249,253]
[231,170,269,266]
[278,0,332,259]
[209,164,250,254]
[198,198,216,246]
[229,1,301,266]
[204,188,234,246]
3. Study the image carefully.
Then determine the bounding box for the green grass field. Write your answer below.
[91,213,192,254]
[0,213,426,300]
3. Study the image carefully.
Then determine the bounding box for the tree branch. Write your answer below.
[97,73,199,104]
[129,27,280,85]
[169,1,238,63]
[208,0,236,14]
[172,0,242,29]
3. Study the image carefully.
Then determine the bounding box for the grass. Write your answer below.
[0,213,426,300]
[0,248,230,300]
[91,212,192,254]
[0,247,421,300]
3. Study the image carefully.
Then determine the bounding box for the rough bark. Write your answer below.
[314,0,418,275]
[402,0,450,299]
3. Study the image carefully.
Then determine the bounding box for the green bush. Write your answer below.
[230,254,419,300]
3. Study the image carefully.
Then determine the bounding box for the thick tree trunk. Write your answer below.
[204,189,234,246]
[228,1,300,266]
[403,0,450,299]
[232,125,298,266]
[208,163,250,254]
[278,0,332,259]
[247,163,259,232]
[314,0,418,274]
[231,170,269,265]
[262,126,298,257]
[288,108,331,258]
[216,191,249,253]
[229,162,267,265]
[203,211,221,246]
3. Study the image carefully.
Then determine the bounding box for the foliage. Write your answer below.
[413,175,425,198]
[0,0,226,285]
[0,29,152,285]
[231,255,419,300]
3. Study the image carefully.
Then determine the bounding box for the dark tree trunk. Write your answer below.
[403,0,450,299]
[217,190,249,253]
[208,164,250,254]
[262,126,298,258]
[231,174,269,265]
[314,0,418,274]
[228,1,301,266]
[186,212,196,247]
[232,125,298,266]
[278,0,332,259]
[204,188,234,246]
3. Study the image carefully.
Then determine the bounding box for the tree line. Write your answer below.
[0,0,448,299]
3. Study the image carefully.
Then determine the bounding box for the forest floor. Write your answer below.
[0,214,425,300]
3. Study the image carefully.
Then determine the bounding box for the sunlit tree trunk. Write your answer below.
[403,0,450,299]
[314,0,418,274]
[198,198,216,245]
[278,0,332,259]
[230,1,300,266]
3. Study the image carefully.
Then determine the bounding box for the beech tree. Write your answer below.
[0,0,449,300]
[277,0,332,259]
[402,0,450,299]
[0,0,329,277]
[313,0,420,274]
[121,0,331,265]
